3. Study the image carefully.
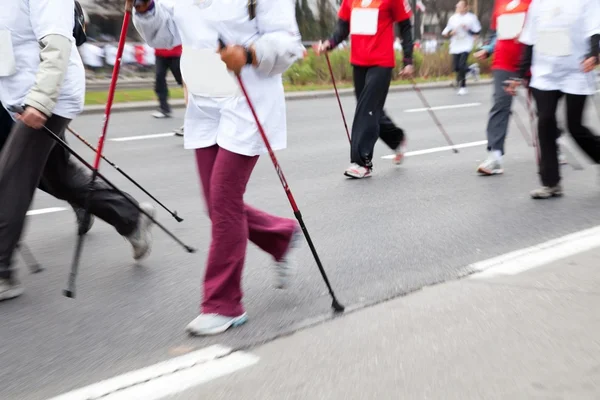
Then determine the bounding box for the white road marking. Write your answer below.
[470,225,600,279]
[110,132,175,142]
[381,140,487,159]
[48,345,259,400]
[404,102,481,113]
[26,207,67,216]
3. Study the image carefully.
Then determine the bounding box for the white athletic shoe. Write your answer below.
[186,313,248,336]
[393,139,407,165]
[274,226,302,289]
[152,110,171,119]
[0,277,24,302]
[457,87,468,96]
[477,155,504,176]
[344,163,372,179]
[174,125,184,137]
[126,202,156,261]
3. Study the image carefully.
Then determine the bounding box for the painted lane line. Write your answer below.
[404,102,481,113]
[381,140,487,159]
[110,132,175,142]
[26,207,67,216]
[48,345,259,400]
[95,352,259,400]
[470,225,600,279]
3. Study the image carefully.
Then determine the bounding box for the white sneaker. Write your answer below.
[393,139,407,165]
[477,155,504,175]
[152,110,171,119]
[457,87,468,96]
[274,226,302,289]
[0,277,24,302]
[344,163,372,179]
[174,125,184,137]
[126,202,156,261]
[186,313,248,336]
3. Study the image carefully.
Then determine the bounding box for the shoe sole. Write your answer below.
[344,171,372,179]
[531,192,563,199]
[186,313,248,336]
[0,287,24,301]
[477,167,504,176]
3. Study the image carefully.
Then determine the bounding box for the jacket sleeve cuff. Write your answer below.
[24,96,54,117]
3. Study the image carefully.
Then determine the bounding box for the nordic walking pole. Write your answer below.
[16,243,43,274]
[65,7,132,298]
[8,107,197,291]
[511,109,533,147]
[410,78,459,153]
[324,51,351,143]
[66,126,184,222]
[219,39,344,313]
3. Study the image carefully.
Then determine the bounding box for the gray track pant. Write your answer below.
[486,69,514,154]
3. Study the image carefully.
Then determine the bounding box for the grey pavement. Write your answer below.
[2,84,600,399]
[180,247,600,400]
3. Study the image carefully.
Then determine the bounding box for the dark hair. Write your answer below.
[73,0,87,47]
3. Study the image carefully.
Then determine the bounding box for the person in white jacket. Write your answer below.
[442,1,481,95]
[130,0,305,336]
[0,0,156,302]
[506,0,600,199]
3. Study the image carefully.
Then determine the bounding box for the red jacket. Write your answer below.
[155,45,182,58]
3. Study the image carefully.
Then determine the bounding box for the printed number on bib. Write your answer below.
[496,12,526,40]
[536,29,571,57]
[0,30,16,77]
[350,8,379,35]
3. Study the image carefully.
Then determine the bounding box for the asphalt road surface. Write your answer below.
[3,85,600,400]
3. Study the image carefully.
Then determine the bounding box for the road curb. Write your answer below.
[81,79,493,116]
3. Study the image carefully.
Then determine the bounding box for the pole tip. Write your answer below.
[453,149,459,154]
[332,299,345,313]
[30,265,44,274]
[174,213,184,223]
[185,246,197,253]
[63,289,75,298]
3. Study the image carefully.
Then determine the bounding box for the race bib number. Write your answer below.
[536,29,571,57]
[0,30,16,77]
[180,48,239,97]
[497,12,526,40]
[350,8,379,35]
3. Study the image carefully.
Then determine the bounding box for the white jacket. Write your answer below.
[133,0,304,156]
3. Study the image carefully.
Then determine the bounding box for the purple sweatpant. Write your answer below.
[195,145,297,317]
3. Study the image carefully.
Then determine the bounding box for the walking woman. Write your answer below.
[315,0,415,179]
[131,0,305,335]
[506,0,600,199]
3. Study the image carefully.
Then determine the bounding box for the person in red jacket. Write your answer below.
[153,45,183,118]
[315,0,414,179]
[473,0,564,175]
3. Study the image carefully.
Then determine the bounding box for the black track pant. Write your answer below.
[155,56,183,114]
[0,109,139,278]
[453,52,469,89]
[532,88,600,187]
[351,65,405,167]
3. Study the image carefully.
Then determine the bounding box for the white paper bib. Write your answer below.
[496,12,526,40]
[350,8,379,35]
[0,30,17,77]
[180,48,240,97]
[536,29,571,57]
